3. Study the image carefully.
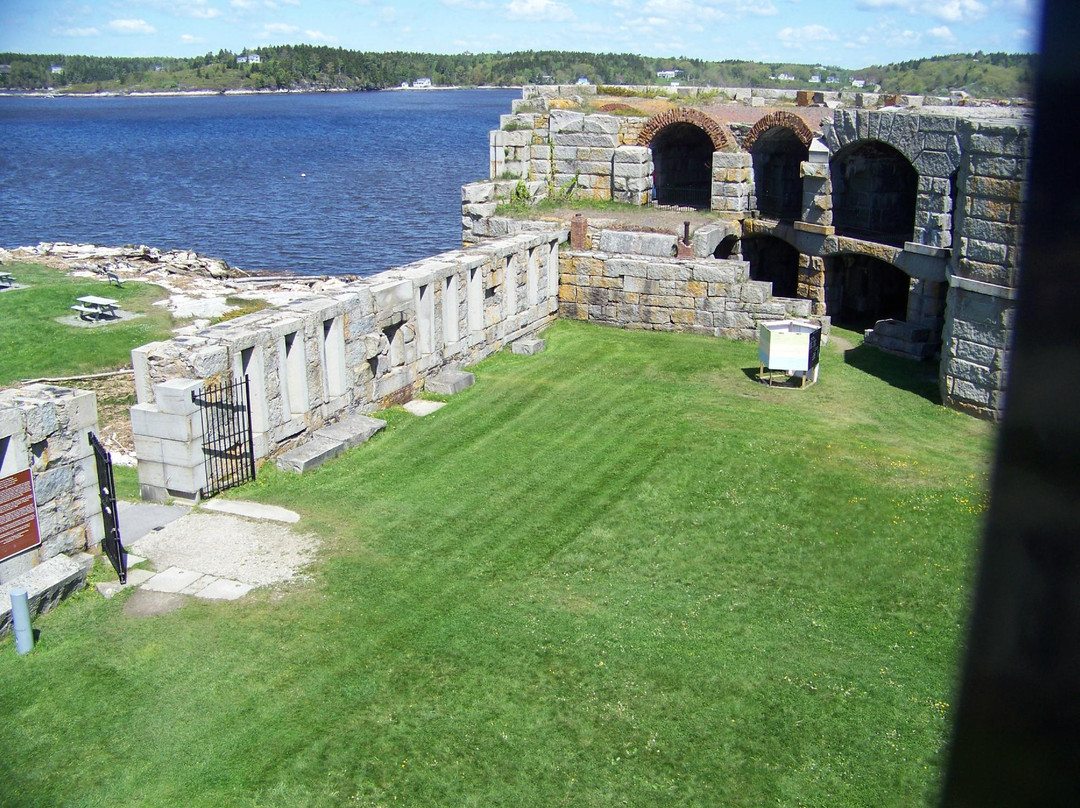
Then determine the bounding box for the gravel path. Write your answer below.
[129,511,318,588]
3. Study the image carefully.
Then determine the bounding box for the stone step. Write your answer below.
[425,369,475,395]
[512,337,546,355]
[276,413,387,474]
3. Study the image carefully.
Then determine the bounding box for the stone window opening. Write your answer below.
[649,122,714,209]
[382,321,405,368]
[322,317,347,399]
[751,128,808,221]
[281,331,308,419]
[239,345,269,433]
[467,267,484,333]
[824,254,911,330]
[443,274,460,346]
[830,141,918,247]
[742,236,801,299]
[417,283,434,355]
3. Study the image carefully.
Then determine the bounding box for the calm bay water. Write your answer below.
[0,89,516,276]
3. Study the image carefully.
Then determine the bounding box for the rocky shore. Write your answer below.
[1,241,364,319]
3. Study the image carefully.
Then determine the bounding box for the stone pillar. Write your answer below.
[939,280,1016,420]
[570,214,588,250]
[797,254,827,316]
[611,146,652,205]
[800,138,832,227]
[131,379,207,503]
[711,151,752,214]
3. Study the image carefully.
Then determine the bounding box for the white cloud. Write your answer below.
[305,29,338,42]
[442,0,495,8]
[932,0,987,22]
[262,22,300,34]
[928,25,955,40]
[54,26,101,36]
[777,24,837,42]
[506,0,575,22]
[231,0,258,8]
[856,0,986,22]
[180,33,206,43]
[175,0,221,18]
[108,18,157,34]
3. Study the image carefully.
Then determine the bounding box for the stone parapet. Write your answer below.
[131,230,568,497]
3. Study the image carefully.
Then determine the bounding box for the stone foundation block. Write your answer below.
[425,369,476,395]
[276,435,344,474]
[511,338,546,355]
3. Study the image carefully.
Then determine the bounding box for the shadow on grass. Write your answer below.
[740,366,812,389]
[843,343,942,403]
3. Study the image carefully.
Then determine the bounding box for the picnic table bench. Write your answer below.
[0,271,13,289]
[72,295,120,321]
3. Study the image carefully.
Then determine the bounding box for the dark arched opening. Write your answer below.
[824,254,910,329]
[650,123,714,209]
[743,235,801,298]
[752,128,808,221]
[830,141,917,247]
[714,234,740,259]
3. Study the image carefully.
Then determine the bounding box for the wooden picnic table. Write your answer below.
[0,271,13,288]
[72,295,120,321]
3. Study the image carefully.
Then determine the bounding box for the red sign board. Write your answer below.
[0,469,40,562]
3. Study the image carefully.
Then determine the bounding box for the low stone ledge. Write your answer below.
[0,554,87,637]
[315,413,387,451]
[276,435,345,474]
[425,369,476,396]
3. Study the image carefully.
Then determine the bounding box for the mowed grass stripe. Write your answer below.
[0,319,991,807]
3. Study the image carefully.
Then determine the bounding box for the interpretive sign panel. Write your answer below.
[0,469,40,562]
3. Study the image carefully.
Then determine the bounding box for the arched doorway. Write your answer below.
[751,128,808,221]
[650,123,714,209]
[830,141,917,247]
[714,234,740,259]
[824,254,910,329]
[743,236,801,298]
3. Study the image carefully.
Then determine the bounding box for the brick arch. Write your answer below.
[742,111,815,151]
[638,109,732,151]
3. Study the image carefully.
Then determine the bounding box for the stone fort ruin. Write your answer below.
[1,84,1029,608]
[128,85,1028,502]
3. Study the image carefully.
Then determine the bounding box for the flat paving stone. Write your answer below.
[179,574,217,595]
[141,566,205,594]
[116,500,192,542]
[200,499,300,524]
[195,578,253,601]
[403,399,446,417]
[315,413,386,451]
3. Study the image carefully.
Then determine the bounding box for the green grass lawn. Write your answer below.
[0,262,175,386]
[0,320,993,807]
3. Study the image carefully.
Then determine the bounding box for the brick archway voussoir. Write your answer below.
[638,109,733,151]
[742,111,815,152]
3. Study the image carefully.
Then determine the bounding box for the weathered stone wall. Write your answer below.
[472,93,1030,420]
[0,385,102,583]
[939,114,1029,417]
[131,230,566,500]
[559,250,813,339]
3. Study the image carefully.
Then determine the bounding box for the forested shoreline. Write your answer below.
[0,47,1034,98]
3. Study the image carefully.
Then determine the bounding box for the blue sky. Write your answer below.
[0,0,1039,69]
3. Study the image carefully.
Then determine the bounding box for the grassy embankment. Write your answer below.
[0,317,993,807]
[0,261,175,496]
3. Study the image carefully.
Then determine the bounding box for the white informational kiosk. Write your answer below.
[758,319,822,387]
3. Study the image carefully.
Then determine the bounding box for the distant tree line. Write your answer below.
[0,48,1036,98]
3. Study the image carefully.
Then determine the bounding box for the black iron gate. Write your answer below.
[193,375,256,498]
[89,432,126,584]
